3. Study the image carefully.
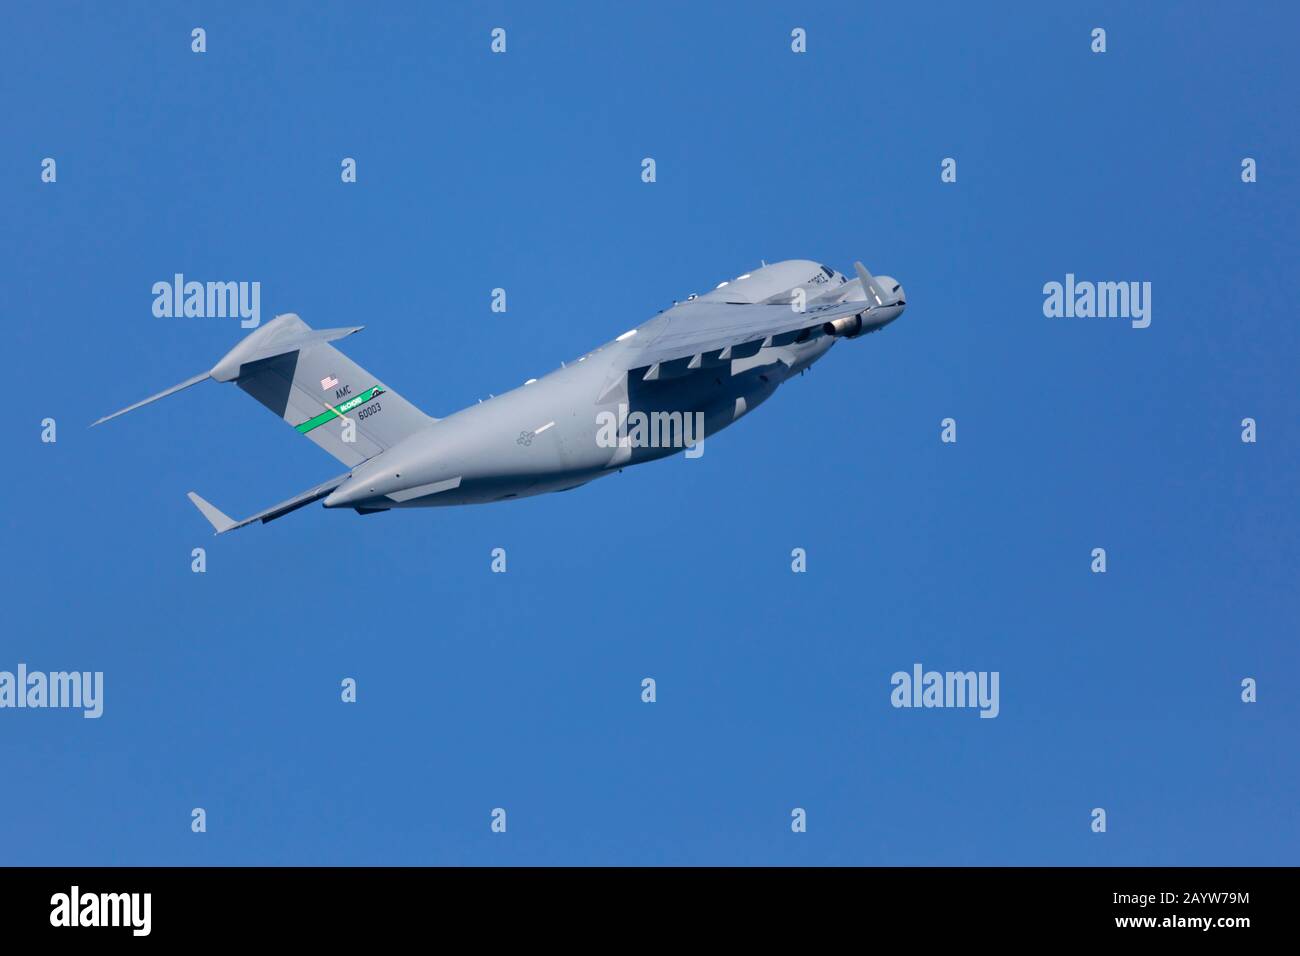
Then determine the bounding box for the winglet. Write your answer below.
[854,261,888,307]
[187,491,237,535]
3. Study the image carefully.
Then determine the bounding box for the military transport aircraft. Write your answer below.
[94,260,906,532]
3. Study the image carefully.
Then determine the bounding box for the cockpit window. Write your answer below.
[821,265,834,278]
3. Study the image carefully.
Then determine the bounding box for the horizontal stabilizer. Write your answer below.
[209,324,364,382]
[187,472,352,535]
[91,372,210,427]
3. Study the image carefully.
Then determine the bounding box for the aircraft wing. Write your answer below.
[626,297,868,377]
[625,262,902,380]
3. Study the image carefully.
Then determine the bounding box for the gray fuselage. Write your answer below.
[321,259,901,511]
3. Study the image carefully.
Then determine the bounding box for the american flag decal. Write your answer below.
[320,375,339,391]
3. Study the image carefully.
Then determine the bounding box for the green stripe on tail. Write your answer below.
[295,385,386,434]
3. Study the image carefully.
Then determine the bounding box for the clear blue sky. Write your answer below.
[4,1,1297,865]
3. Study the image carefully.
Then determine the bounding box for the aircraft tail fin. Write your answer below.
[94,314,436,466]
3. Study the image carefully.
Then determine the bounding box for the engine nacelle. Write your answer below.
[822,273,906,338]
[822,312,868,338]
